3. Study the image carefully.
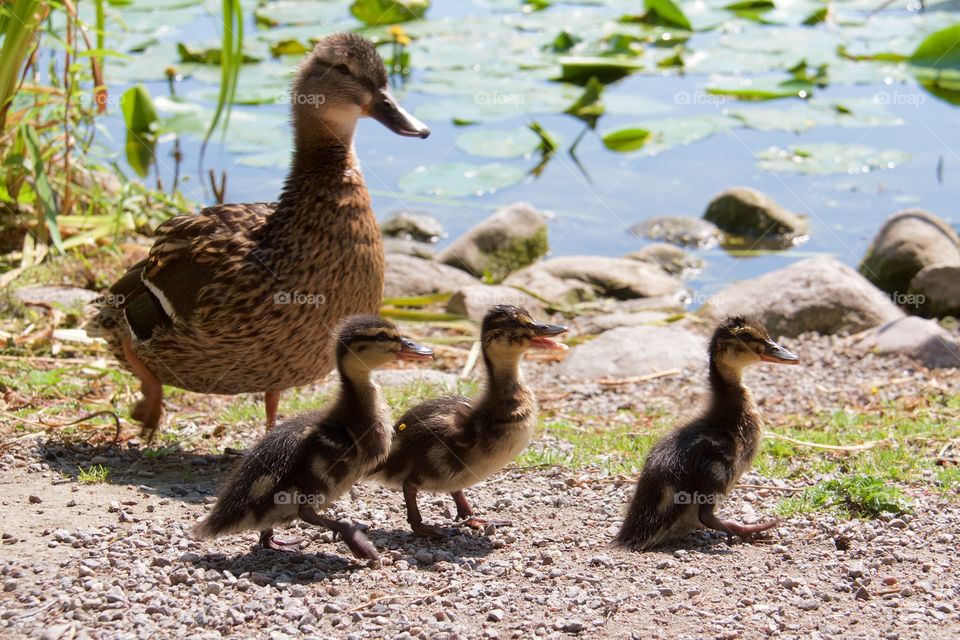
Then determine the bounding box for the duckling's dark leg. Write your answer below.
[451,490,511,530]
[699,504,780,543]
[403,481,455,538]
[298,504,379,564]
[122,337,163,442]
[264,391,281,430]
[258,528,302,551]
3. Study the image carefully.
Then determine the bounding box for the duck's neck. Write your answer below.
[706,358,759,435]
[478,352,531,417]
[331,362,383,428]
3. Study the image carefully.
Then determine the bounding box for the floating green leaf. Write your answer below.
[351,0,428,25]
[557,56,643,84]
[398,162,526,197]
[601,127,651,152]
[756,143,911,175]
[564,76,605,125]
[177,42,260,65]
[908,23,960,105]
[637,0,692,30]
[121,84,159,135]
[707,77,813,100]
[455,126,541,158]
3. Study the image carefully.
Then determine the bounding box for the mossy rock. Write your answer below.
[703,187,808,244]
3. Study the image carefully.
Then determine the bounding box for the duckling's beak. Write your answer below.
[397,337,434,362]
[760,340,798,364]
[367,89,430,138]
[529,323,569,351]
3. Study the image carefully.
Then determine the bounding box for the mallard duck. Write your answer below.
[614,316,798,550]
[369,305,567,537]
[191,316,433,565]
[89,33,430,440]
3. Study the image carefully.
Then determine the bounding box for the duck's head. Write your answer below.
[480,305,568,362]
[710,316,798,373]
[291,33,430,143]
[336,315,434,375]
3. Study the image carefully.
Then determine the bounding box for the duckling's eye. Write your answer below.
[334,63,351,76]
[376,332,388,342]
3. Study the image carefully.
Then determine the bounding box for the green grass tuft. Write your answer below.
[776,473,912,519]
[77,464,110,484]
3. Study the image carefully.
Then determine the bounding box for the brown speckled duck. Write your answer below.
[191,316,433,565]
[89,33,430,440]
[369,305,567,537]
[615,316,798,551]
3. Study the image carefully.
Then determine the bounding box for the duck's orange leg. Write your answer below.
[264,390,281,430]
[121,337,163,442]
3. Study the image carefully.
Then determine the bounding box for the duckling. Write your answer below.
[614,316,798,551]
[89,33,430,441]
[370,305,567,537]
[191,316,433,564]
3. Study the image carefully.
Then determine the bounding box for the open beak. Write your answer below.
[367,88,430,139]
[397,337,434,362]
[759,340,798,365]
[529,323,569,351]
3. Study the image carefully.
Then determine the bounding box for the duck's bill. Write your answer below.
[368,89,430,138]
[529,323,569,351]
[760,340,798,364]
[397,338,434,361]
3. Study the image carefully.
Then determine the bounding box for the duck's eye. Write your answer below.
[334,63,351,76]
[376,332,388,342]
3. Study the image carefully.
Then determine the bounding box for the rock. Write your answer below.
[384,254,480,298]
[436,202,548,280]
[14,285,99,309]
[854,317,960,369]
[382,237,435,259]
[625,243,704,278]
[380,211,444,242]
[487,609,504,622]
[700,257,904,337]
[909,263,960,318]
[28,495,42,504]
[560,325,704,379]
[703,187,808,243]
[504,256,685,304]
[859,209,960,296]
[577,311,671,335]
[629,216,722,248]
[413,550,434,564]
[502,265,595,305]
[446,284,543,321]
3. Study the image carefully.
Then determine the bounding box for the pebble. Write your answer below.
[414,550,435,565]
[28,495,42,504]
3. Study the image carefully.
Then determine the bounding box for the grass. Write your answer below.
[77,464,109,484]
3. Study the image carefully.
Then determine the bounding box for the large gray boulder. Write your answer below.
[699,257,904,337]
[703,187,808,244]
[437,202,548,281]
[504,256,685,304]
[859,209,960,296]
[382,237,434,259]
[384,254,480,298]
[561,325,705,379]
[855,317,960,369]
[909,263,960,318]
[446,284,543,321]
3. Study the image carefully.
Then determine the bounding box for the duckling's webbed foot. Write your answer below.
[699,504,780,543]
[298,505,380,565]
[404,481,456,538]
[451,491,509,530]
[258,528,302,551]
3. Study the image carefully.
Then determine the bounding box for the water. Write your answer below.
[93,0,960,298]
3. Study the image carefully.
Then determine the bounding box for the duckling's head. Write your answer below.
[710,316,798,375]
[336,315,434,377]
[291,33,430,144]
[480,305,568,363]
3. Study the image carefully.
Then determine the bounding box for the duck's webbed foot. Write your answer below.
[451,490,510,530]
[699,504,780,543]
[403,481,456,538]
[298,505,380,566]
[258,528,302,551]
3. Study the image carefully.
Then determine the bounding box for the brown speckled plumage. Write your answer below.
[615,316,799,551]
[88,34,429,436]
[369,306,567,537]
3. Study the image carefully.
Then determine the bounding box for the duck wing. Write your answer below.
[102,202,275,341]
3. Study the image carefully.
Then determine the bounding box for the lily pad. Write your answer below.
[351,0,428,25]
[557,56,645,84]
[756,143,911,175]
[398,162,526,197]
[601,128,652,152]
[455,126,541,159]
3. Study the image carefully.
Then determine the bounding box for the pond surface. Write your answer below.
[93,0,959,298]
